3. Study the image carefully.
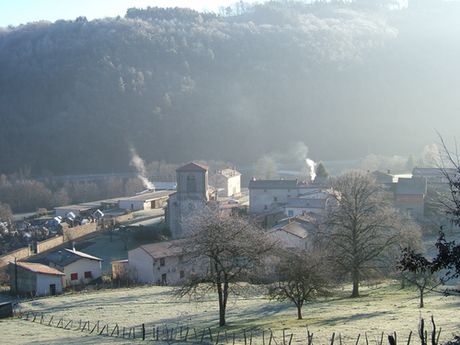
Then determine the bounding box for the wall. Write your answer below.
[37,236,64,253]
[249,188,294,213]
[62,222,98,242]
[0,247,31,271]
[1,213,132,273]
[36,273,64,296]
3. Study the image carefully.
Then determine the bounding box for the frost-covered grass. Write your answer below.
[3,281,460,344]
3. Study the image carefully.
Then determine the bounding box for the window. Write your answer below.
[70,273,78,281]
[264,205,268,210]
[180,270,185,279]
[186,174,197,192]
[288,210,294,217]
[273,196,278,202]
[178,255,183,263]
[160,258,165,266]
[84,271,92,279]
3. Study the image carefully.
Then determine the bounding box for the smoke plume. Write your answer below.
[129,147,155,191]
[306,158,316,182]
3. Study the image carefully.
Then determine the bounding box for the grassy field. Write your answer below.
[1,281,459,345]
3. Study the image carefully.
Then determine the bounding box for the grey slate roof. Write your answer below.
[177,162,208,172]
[47,248,102,267]
[248,179,298,190]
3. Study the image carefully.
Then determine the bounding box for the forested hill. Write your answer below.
[1,1,460,175]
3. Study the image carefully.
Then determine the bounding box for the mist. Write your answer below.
[0,1,460,175]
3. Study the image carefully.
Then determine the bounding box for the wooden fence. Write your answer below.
[15,311,442,345]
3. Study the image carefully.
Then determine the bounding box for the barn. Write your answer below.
[9,261,65,296]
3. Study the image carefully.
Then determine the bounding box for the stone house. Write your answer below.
[127,240,206,285]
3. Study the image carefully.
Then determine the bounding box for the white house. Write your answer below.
[46,248,102,287]
[9,261,65,296]
[128,240,207,285]
[248,179,299,213]
[212,169,241,197]
[118,191,172,211]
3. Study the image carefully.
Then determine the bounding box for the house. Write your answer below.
[211,168,241,197]
[412,167,457,185]
[117,190,172,211]
[371,170,395,190]
[394,177,427,218]
[127,240,206,285]
[268,216,319,250]
[46,248,102,287]
[8,261,65,296]
[166,162,210,238]
[248,179,299,214]
[284,186,336,217]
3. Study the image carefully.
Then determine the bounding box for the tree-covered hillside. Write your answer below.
[1,1,460,175]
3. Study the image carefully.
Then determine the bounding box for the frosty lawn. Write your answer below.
[4,281,460,344]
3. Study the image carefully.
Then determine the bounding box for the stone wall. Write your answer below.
[0,247,31,271]
[37,236,64,254]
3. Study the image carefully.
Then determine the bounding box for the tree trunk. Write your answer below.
[217,277,229,327]
[351,268,360,298]
[419,288,424,308]
[297,305,303,320]
[217,281,225,326]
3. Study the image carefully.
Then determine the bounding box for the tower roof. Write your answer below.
[177,162,208,172]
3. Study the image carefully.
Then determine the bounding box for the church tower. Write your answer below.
[166,162,209,238]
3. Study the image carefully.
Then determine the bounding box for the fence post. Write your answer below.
[142,323,145,341]
[407,331,413,345]
[65,320,72,329]
[331,332,336,345]
[216,330,220,345]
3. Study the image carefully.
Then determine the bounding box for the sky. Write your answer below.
[0,0,262,27]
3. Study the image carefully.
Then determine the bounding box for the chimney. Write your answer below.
[58,250,63,262]
[72,242,76,251]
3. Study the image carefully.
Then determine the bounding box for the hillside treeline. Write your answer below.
[1,1,460,175]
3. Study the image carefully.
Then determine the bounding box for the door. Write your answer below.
[49,284,56,296]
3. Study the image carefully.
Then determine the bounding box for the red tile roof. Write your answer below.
[13,262,65,276]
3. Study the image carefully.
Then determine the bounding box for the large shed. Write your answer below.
[9,261,65,296]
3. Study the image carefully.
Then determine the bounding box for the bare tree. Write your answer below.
[400,136,460,295]
[0,202,13,223]
[399,259,440,308]
[326,171,400,297]
[269,249,330,319]
[177,207,277,327]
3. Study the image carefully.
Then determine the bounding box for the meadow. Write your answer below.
[1,281,459,345]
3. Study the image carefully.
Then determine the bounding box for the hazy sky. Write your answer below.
[0,0,262,27]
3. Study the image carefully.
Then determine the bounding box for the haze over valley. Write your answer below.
[0,0,458,176]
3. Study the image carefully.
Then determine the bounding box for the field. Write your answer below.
[1,281,459,345]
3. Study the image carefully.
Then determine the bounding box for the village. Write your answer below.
[0,161,452,298]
